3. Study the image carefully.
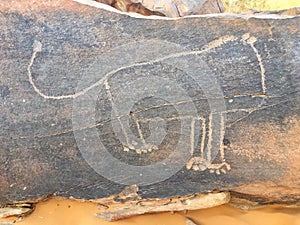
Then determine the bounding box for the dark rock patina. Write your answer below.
[0,0,299,206]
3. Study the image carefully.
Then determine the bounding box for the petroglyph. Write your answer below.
[27,35,239,100]
[185,112,231,174]
[27,33,273,175]
[242,33,267,94]
[28,34,268,100]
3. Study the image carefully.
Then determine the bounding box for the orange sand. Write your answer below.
[1,199,300,225]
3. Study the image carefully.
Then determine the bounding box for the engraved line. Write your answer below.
[226,109,256,128]
[219,113,225,161]
[200,118,206,158]
[1,97,292,140]
[28,34,269,103]
[135,115,205,122]
[206,113,213,162]
[104,80,131,147]
[226,99,288,127]
[131,113,147,146]
[0,97,290,140]
[27,40,48,98]
[108,92,283,120]
[190,119,195,155]
[18,32,285,143]
[28,35,237,100]
[246,36,267,94]
[139,115,207,157]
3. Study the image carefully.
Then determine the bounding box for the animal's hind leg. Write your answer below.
[186,116,209,171]
[206,113,231,174]
[186,113,231,174]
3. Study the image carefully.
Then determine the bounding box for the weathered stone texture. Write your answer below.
[0,0,299,207]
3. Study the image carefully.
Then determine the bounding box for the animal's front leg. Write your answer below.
[123,114,162,154]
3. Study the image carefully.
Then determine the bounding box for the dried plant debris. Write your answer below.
[0,203,34,218]
[95,185,230,221]
[0,222,15,225]
[243,7,300,16]
[0,194,53,219]
[186,217,200,225]
[94,0,224,17]
[94,0,165,16]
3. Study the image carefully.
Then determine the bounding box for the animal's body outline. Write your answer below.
[28,33,269,175]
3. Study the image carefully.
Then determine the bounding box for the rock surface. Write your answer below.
[0,0,299,208]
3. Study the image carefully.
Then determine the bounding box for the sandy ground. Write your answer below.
[1,199,300,225]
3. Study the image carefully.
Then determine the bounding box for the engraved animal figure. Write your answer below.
[102,34,265,175]
[28,34,268,175]
[105,87,232,175]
